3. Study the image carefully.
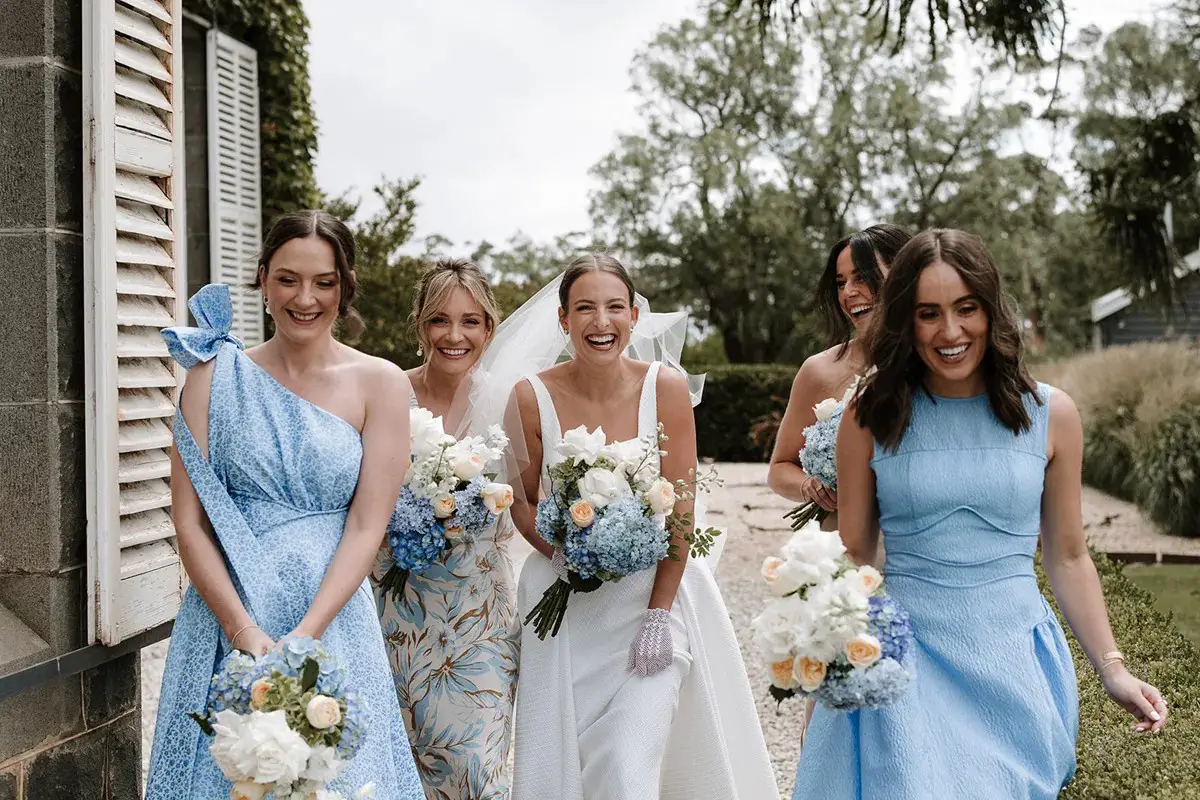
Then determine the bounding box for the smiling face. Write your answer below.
[913,260,990,397]
[836,247,887,335]
[260,235,346,345]
[423,285,490,377]
[560,270,639,366]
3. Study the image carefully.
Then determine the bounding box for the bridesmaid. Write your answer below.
[793,229,1168,799]
[767,223,910,530]
[372,258,520,799]
[146,211,424,798]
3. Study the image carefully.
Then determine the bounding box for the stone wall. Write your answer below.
[0,1,142,795]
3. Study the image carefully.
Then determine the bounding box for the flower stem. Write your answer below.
[380,564,410,602]
[523,578,572,640]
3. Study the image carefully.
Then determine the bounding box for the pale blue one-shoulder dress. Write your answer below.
[793,385,1078,799]
[145,284,424,799]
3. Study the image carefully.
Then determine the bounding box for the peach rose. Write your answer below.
[761,556,785,586]
[794,656,827,692]
[431,493,457,519]
[845,634,883,670]
[481,482,514,514]
[569,499,596,528]
[852,565,884,595]
[231,781,269,800]
[305,694,343,730]
[249,678,273,710]
[769,656,799,689]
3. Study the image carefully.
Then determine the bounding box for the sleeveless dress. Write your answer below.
[146,284,424,800]
[512,362,778,800]
[371,393,521,800]
[792,385,1079,799]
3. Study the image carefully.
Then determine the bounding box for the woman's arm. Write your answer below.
[1040,389,1167,733]
[833,403,879,565]
[767,357,836,511]
[291,362,412,640]
[648,367,698,612]
[505,381,553,559]
[171,361,272,655]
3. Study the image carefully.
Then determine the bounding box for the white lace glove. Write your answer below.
[628,608,674,677]
[550,547,569,580]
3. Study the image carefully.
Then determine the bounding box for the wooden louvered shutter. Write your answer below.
[207,30,264,345]
[84,0,185,645]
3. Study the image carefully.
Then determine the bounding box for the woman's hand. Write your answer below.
[1102,665,1168,733]
[801,474,837,512]
[233,626,274,657]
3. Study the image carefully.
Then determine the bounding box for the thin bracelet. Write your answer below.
[1097,650,1125,674]
[230,623,258,649]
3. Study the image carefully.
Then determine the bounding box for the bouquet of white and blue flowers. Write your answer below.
[751,523,915,711]
[525,423,721,640]
[189,636,375,800]
[377,407,514,600]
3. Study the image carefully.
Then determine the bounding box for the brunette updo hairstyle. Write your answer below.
[253,210,363,339]
[558,252,636,310]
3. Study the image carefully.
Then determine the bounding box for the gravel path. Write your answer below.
[140,462,1190,796]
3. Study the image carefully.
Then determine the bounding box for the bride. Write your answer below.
[477,253,776,799]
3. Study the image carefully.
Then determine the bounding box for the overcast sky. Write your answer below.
[303,0,1164,254]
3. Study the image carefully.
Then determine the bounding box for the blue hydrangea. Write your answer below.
[535,497,568,548]
[251,636,346,696]
[586,496,669,579]
[386,487,447,573]
[868,595,913,663]
[452,476,495,542]
[206,651,256,713]
[817,657,914,710]
[800,405,843,489]
[562,521,602,579]
[337,691,369,759]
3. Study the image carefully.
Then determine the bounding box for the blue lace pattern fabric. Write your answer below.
[144,284,424,799]
[793,385,1078,799]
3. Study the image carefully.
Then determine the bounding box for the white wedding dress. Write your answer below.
[511,361,778,800]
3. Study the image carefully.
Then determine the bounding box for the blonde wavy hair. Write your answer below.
[411,258,502,357]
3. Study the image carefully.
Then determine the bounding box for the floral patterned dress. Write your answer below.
[372,396,521,800]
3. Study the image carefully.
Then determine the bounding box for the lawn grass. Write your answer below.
[1123,563,1200,648]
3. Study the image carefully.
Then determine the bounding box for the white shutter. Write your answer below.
[84,0,185,646]
[207,30,264,345]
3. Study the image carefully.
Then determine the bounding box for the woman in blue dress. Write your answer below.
[793,228,1169,799]
[146,211,424,799]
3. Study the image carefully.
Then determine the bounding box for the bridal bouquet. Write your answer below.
[751,523,914,711]
[525,423,721,640]
[189,637,375,799]
[785,373,868,531]
[377,407,514,599]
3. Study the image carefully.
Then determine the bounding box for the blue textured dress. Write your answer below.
[793,385,1078,800]
[145,285,424,799]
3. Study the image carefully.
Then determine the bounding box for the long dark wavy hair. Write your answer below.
[854,228,1039,452]
[816,224,912,357]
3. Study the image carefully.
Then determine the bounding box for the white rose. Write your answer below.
[300,744,345,783]
[750,595,808,662]
[602,438,646,469]
[357,785,378,800]
[230,781,270,800]
[305,695,343,730]
[210,709,252,781]
[850,565,884,595]
[480,482,514,514]
[777,524,847,587]
[234,710,311,785]
[813,397,840,422]
[761,556,785,586]
[431,493,457,519]
[578,467,629,509]
[450,450,486,481]
[845,634,883,669]
[409,407,447,458]
[558,425,607,465]
[643,478,677,515]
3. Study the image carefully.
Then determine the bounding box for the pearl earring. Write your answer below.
[416,345,424,357]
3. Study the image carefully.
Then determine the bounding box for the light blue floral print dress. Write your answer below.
[372,394,521,800]
[145,284,424,799]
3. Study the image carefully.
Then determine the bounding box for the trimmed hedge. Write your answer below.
[1037,342,1200,538]
[1040,553,1200,798]
[694,364,795,461]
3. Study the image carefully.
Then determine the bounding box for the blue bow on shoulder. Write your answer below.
[161,284,246,369]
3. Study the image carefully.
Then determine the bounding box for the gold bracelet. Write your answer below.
[1097,650,1125,674]
[230,623,258,649]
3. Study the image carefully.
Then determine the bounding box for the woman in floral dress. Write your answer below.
[372,258,519,800]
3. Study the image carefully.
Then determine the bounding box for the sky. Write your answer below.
[303,0,1166,254]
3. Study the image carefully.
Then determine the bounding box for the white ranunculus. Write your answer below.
[300,744,345,784]
[643,478,677,515]
[210,709,253,782]
[305,695,342,730]
[233,710,311,785]
[813,397,840,422]
[410,407,447,458]
[558,425,607,465]
[578,467,630,509]
[480,482,514,514]
[450,450,486,481]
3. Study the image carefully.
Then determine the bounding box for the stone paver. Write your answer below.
[141,462,1191,797]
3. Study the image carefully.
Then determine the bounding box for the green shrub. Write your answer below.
[1136,401,1200,538]
[1039,553,1200,798]
[694,364,796,461]
[1082,407,1137,501]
